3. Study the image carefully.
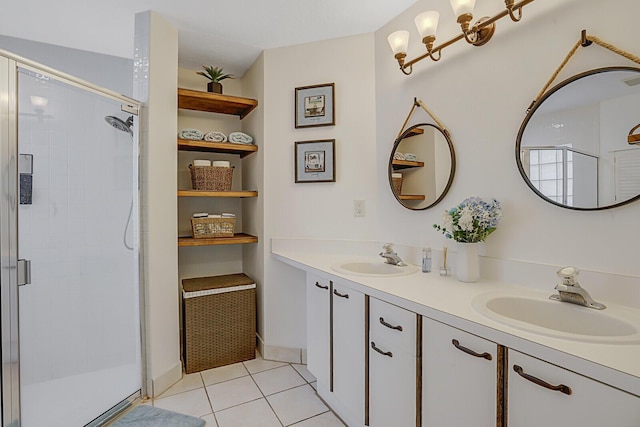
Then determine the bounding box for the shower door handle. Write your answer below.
[18,259,31,286]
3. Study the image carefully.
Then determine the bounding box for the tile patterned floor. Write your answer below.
[140,354,345,426]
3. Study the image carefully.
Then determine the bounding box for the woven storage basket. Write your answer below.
[182,273,256,373]
[191,216,235,238]
[392,176,403,194]
[189,164,233,191]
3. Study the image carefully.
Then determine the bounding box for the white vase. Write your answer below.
[456,242,480,282]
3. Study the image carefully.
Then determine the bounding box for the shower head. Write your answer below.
[105,115,134,137]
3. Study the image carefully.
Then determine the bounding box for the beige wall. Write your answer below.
[134,11,181,397]
[375,0,640,277]
[241,34,378,358]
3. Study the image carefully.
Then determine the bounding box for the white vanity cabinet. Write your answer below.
[305,274,331,388]
[508,350,640,426]
[368,298,419,427]
[332,280,366,426]
[305,273,365,426]
[422,317,499,427]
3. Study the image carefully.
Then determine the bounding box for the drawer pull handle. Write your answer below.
[333,289,349,299]
[379,317,403,331]
[371,341,393,358]
[451,339,492,361]
[314,281,329,290]
[513,365,572,395]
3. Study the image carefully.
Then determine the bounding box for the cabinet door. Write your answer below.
[509,350,640,427]
[332,281,365,426]
[422,318,498,427]
[306,274,331,388]
[369,298,417,427]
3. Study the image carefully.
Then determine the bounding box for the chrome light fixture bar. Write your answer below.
[388,0,535,75]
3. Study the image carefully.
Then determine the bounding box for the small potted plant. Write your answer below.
[197,65,234,94]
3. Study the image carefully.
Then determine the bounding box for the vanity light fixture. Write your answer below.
[388,0,535,75]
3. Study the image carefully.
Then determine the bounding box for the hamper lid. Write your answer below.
[182,273,255,293]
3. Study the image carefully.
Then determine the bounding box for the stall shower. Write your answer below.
[0,52,142,426]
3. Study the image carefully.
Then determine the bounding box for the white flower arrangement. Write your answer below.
[433,197,502,243]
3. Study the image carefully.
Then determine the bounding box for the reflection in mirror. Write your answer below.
[517,67,640,210]
[389,123,455,210]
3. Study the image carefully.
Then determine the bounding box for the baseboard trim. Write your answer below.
[150,362,182,398]
[256,333,304,364]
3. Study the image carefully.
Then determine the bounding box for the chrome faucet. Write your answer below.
[379,243,407,266]
[549,266,606,310]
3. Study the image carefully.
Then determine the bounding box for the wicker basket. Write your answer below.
[182,273,256,373]
[189,164,233,191]
[392,175,403,194]
[191,216,235,238]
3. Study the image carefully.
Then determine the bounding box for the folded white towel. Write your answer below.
[204,131,227,142]
[211,161,231,168]
[404,153,418,161]
[193,159,212,167]
[393,152,406,161]
[179,129,204,140]
[221,212,236,218]
[192,212,209,218]
[228,132,254,144]
[207,214,222,218]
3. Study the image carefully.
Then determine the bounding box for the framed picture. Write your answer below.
[295,83,335,128]
[295,139,336,183]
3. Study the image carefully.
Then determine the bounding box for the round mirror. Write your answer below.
[516,66,640,210]
[388,123,456,210]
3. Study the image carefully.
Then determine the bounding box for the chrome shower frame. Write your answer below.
[0,48,146,427]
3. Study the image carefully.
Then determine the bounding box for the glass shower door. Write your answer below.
[16,66,141,426]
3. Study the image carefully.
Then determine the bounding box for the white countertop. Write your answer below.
[271,240,640,397]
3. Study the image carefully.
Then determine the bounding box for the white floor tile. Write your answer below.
[290,411,346,426]
[206,375,263,412]
[201,413,218,427]
[267,384,328,426]
[201,362,249,386]
[215,398,282,427]
[243,357,287,374]
[252,365,306,396]
[153,387,212,418]
[292,364,316,383]
[157,372,204,398]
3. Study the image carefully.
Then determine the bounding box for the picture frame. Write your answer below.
[295,139,336,183]
[295,83,335,128]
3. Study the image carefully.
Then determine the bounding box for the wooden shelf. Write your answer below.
[178,88,257,119]
[178,190,258,198]
[399,195,426,201]
[392,159,425,170]
[178,233,258,247]
[178,139,258,157]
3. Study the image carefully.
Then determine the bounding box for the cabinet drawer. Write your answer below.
[370,297,417,355]
[508,350,640,426]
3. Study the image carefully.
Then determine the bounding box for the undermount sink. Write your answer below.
[331,261,419,277]
[473,292,640,344]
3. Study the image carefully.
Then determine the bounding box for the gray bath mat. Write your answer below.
[111,405,205,427]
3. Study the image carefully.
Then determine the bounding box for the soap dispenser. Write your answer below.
[422,248,432,273]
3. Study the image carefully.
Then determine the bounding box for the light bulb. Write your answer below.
[387,30,410,56]
[450,0,476,19]
[415,11,440,38]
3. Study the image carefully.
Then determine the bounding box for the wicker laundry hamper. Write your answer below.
[182,273,256,373]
